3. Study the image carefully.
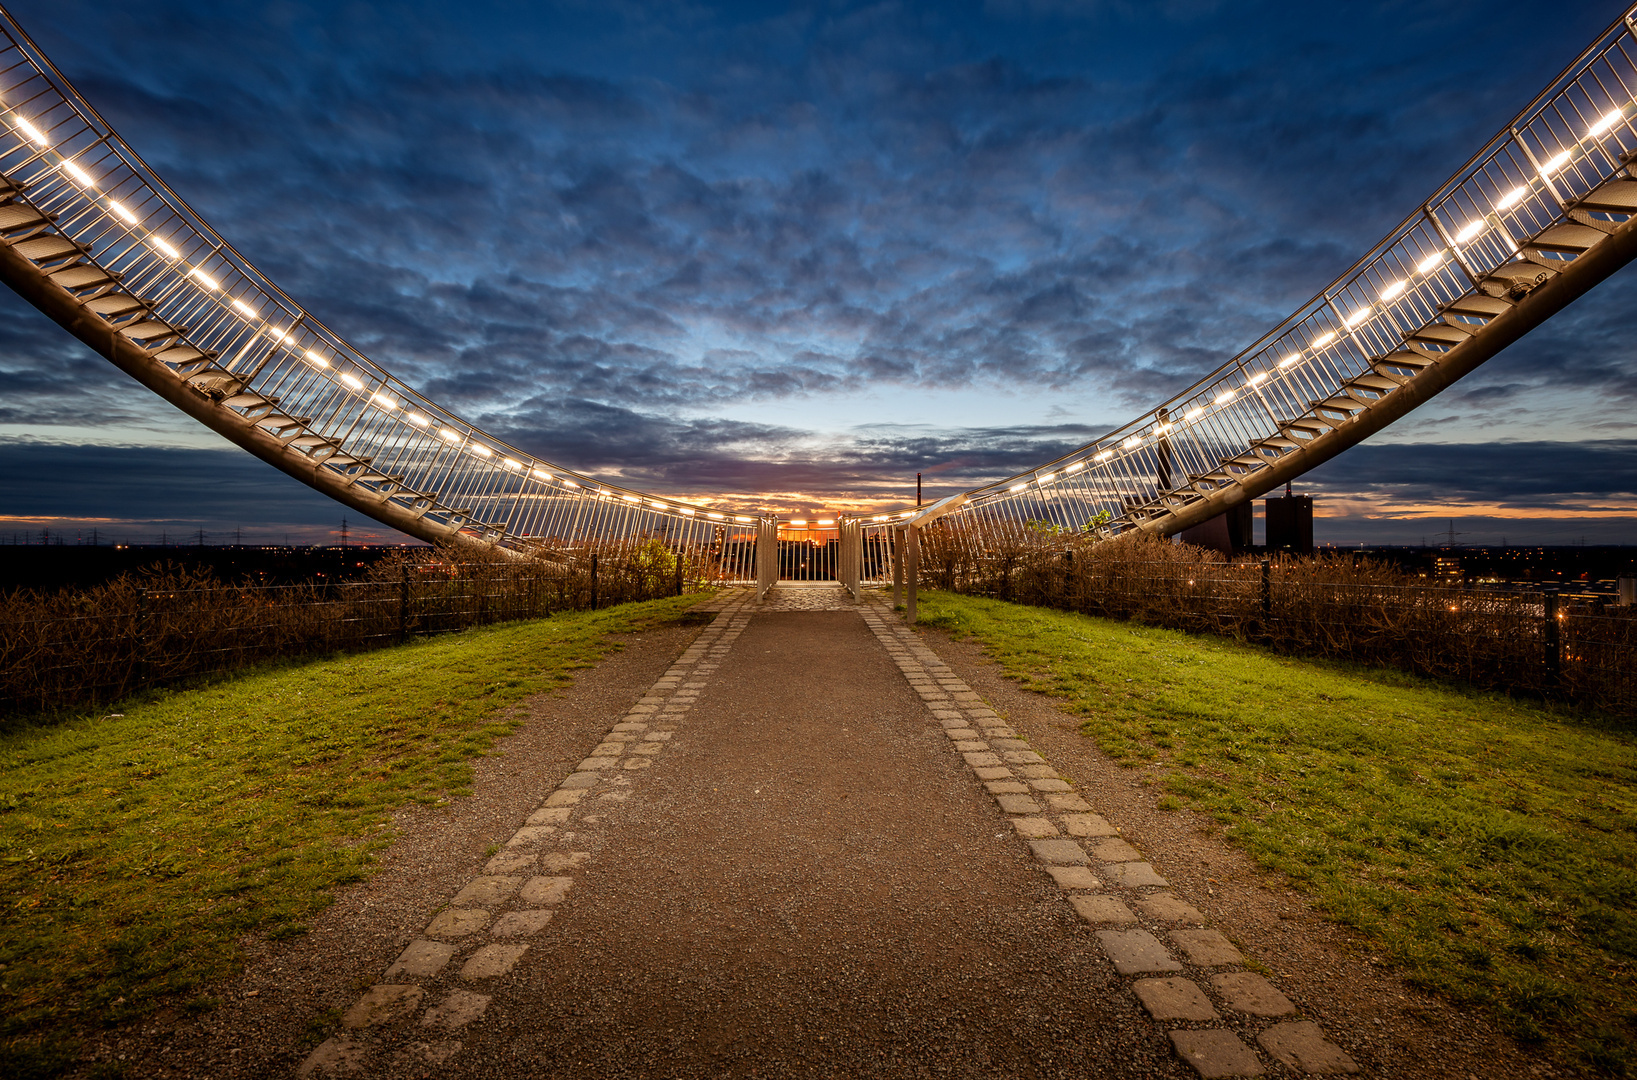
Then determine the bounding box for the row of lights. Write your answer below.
[7,101,723,524]
[988,101,1631,500]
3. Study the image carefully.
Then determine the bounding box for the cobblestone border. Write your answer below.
[860,595,1360,1079]
[299,598,754,1077]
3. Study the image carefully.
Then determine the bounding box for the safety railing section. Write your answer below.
[0,8,757,553]
[913,528,1637,718]
[917,6,1637,540]
[0,549,732,717]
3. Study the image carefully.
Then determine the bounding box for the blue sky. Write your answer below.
[0,0,1634,546]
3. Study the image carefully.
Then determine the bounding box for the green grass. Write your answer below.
[917,590,1637,1075]
[0,595,705,1077]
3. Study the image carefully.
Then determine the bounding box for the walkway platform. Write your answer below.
[289,585,1365,1078]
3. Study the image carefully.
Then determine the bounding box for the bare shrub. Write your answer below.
[921,523,1637,718]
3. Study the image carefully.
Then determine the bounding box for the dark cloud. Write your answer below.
[0,0,1631,536]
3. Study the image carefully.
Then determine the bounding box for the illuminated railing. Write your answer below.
[0,6,759,554]
[911,6,1637,541]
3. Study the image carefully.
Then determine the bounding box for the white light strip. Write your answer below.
[1454,220,1484,243]
[1416,251,1445,274]
[15,116,46,146]
[231,298,257,316]
[189,267,220,290]
[63,161,95,187]
[339,372,364,390]
[1313,330,1337,347]
[108,198,138,223]
[152,237,180,259]
[305,349,330,368]
[1379,279,1406,300]
[472,445,492,458]
[1343,307,1371,328]
[1589,108,1623,137]
[1496,185,1526,210]
[1539,150,1570,176]
[438,427,462,443]
[372,392,398,409]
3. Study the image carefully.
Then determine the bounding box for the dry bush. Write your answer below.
[922,523,1637,718]
[1,537,718,719]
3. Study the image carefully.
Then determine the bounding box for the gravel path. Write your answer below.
[81,587,1559,1079]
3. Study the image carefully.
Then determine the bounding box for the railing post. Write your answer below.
[590,552,599,611]
[892,527,904,606]
[675,548,684,597]
[906,524,920,624]
[1260,558,1272,628]
[398,565,409,643]
[1543,587,1561,687]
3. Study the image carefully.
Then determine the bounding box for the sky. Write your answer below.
[0,0,1634,547]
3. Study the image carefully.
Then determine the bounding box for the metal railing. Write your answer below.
[901,6,1637,541]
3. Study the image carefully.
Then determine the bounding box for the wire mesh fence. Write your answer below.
[1,540,733,717]
[918,524,1637,719]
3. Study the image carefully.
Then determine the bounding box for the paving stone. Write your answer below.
[1046,794,1093,813]
[342,983,424,1028]
[540,851,592,873]
[951,691,983,702]
[1089,838,1143,862]
[385,940,456,980]
[1096,928,1182,973]
[560,772,602,789]
[483,851,535,875]
[612,721,648,732]
[603,731,640,742]
[451,876,523,908]
[1257,1021,1359,1074]
[646,731,675,740]
[526,807,572,826]
[966,707,1002,720]
[1002,750,1048,765]
[622,757,653,769]
[1011,817,1058,838]
[954,740,990,752]
[633,742,666,755]
[1133,977,1219,1021]
[1061,813,1118,837]
[518,876,574,906]
[491,909,556,937]
[1029,778,1073,793]
[577,756,620,771]
[963,751,1003,768]
[1068,891,1138,923]
[1169,1029,1265,1078]
[985,780,1029,794]
[1104,861,1168,888]
[1134,892,1207,924]
[591,742,625,756]
[974,766,1013,780]
[997,794,1042,815]
[1171,928,1243,966]
[626,704,658,714]
[989,738,1031,751]
[543,790,585,807]
[939,722,973,734]
[1210,972,1296,1016]
[1028,838,1088,864]
[461,943,529,980]
[980,726,1017,737]
[421,990,492,1032]
[1045,865,1101,891]
[1015,764,1058,779]
[505,826,557,849]
[298,1036,367,1077]
[425,909,491,939]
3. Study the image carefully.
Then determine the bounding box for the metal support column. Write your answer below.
[756,517,778,600]
[905,524,920,624]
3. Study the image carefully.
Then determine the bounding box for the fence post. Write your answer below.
[892,527,904,607]
[906,524,920,624]
[675,549,684,597]
[399,566,409,643]
[134,589,149,691]
[1543,588,1561,687]
[1260,558,1272,629]
[590,552,599,611]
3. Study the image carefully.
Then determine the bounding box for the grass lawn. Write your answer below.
[917,591,1637,1076]
[0,595,705,1077]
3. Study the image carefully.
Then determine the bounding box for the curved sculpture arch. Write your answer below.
[0,6,1634,561]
